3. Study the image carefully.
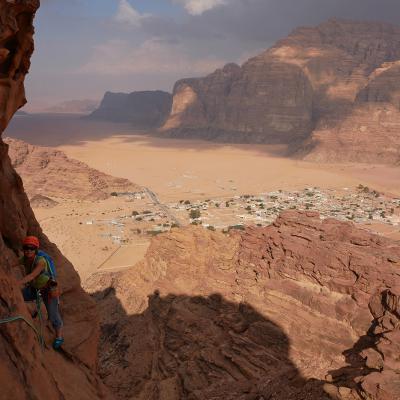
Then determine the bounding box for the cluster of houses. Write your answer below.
[168,186,400,231]
[86,186,400,244]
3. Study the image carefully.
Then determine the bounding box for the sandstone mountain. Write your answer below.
[86,211,400,400]
[160,19,400,163]
[5,137,141,200]
[89,90,172,128]
[0,2,111,399]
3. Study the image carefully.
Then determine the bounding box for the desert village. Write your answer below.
[80,185,400,240]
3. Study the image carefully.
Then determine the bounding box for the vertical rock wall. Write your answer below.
[0,2,111,399]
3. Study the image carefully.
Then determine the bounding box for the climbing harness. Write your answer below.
[0,290,45,349]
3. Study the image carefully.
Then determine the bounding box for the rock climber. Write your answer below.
[18,236,64,349]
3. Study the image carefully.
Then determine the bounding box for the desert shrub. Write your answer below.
[132,211,139,216]
[189,209,201,219]
[207,226,216,231]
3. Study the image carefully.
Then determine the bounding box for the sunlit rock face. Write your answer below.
[161,19,400,163]
[86,211,400,400]
[0,2,111,399]
[161,61,314,144]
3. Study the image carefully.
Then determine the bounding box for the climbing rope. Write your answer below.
[0,290,45,349]
[0,315,44,348]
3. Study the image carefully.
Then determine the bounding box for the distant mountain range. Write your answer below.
[88,90,172,128]
[43,99,100,114]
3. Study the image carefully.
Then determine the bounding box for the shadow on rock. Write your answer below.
[91,287,334,400]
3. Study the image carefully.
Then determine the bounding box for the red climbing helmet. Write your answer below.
[22,236,40,249]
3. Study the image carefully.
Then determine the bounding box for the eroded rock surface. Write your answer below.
[86,211,400,400]
[0,2,111,399]
[5,137,141,200]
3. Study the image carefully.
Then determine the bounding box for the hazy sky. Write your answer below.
[26,0,400,109]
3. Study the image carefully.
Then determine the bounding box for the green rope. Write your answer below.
[0,315,44,347]
[0,290,45,349]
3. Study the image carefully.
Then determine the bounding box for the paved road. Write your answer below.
[144,187,181,227]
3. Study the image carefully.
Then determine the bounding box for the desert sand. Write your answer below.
[57,134,400,203]
[6,114,400,201]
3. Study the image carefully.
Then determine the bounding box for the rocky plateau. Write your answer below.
[89,90,172,128]
[5,137,141,201]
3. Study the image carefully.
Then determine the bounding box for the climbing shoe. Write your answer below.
[53,337,64,350]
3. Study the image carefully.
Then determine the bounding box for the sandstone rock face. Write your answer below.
[356,61,400,108]
[162,61,314,144]
[161,19,400,162]
[89,90,172,128]
[0,2,111,399]
[5,137,141,200]
[302,58,400,163]
[86,211,400,400]
[0,0,37,132]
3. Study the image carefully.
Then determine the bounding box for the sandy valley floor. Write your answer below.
[56,135,400,203]
[6,114,400,281]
